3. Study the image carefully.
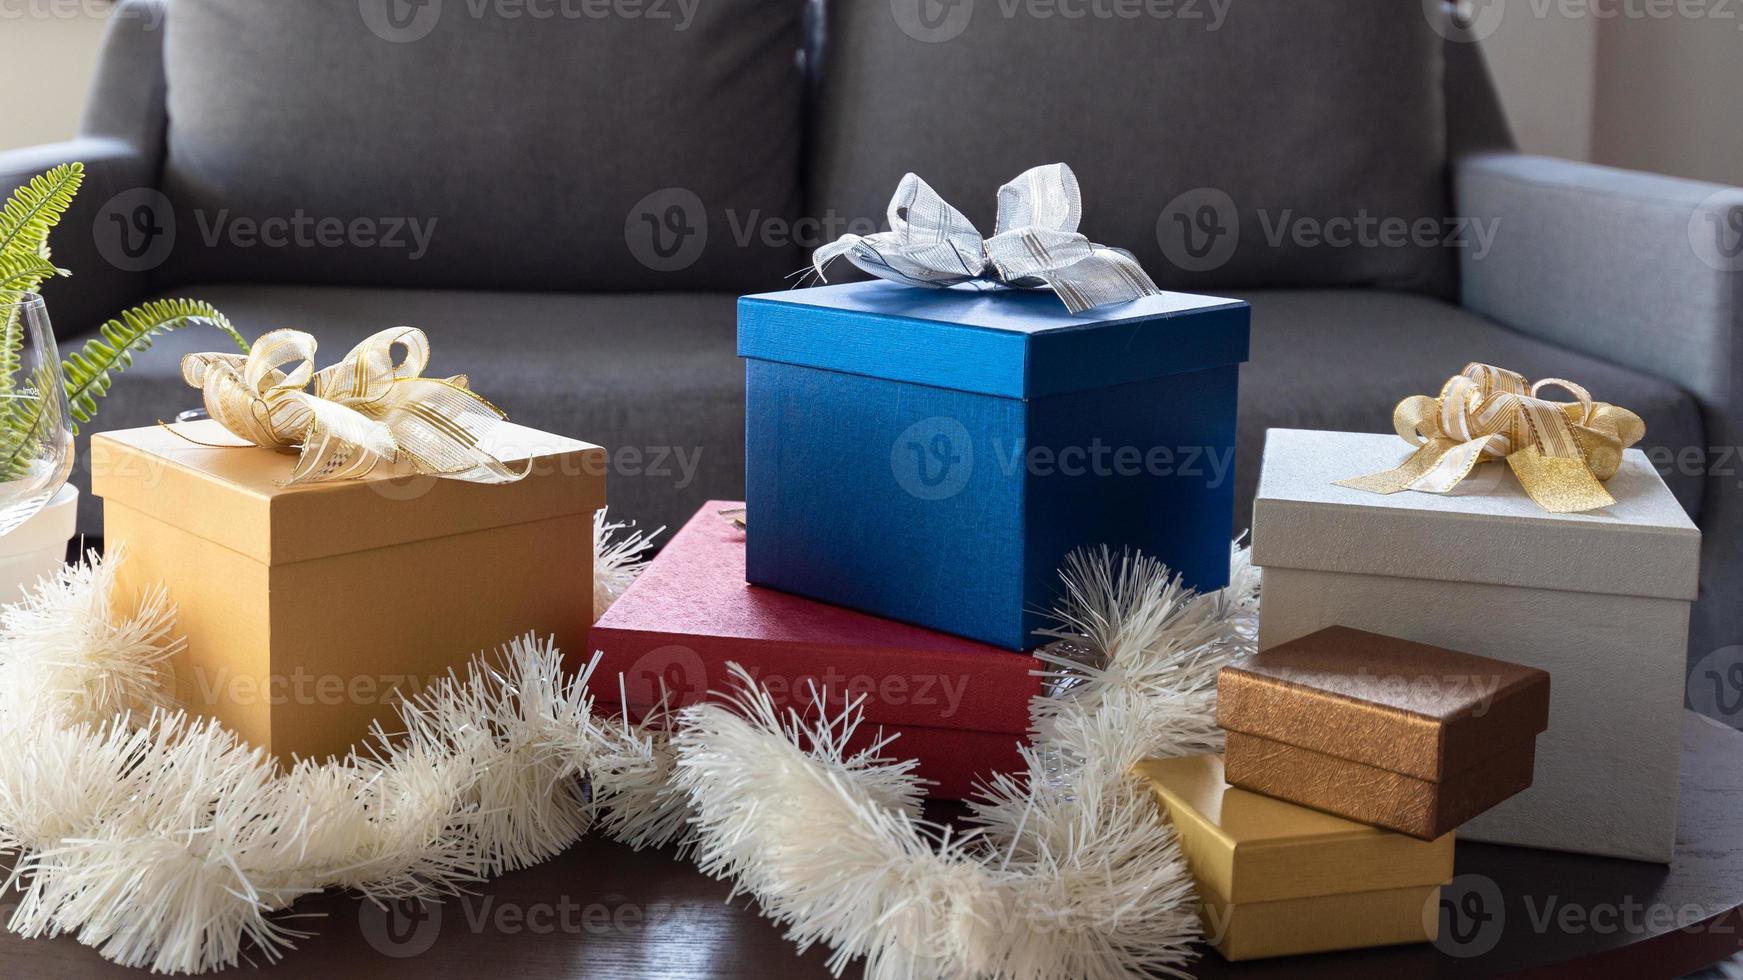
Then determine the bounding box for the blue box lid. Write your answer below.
[738,280,1250,399]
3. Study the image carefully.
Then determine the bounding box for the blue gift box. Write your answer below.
[738,280,1251,651]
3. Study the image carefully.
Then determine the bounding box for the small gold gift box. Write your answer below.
[92,419,604,761]
[1134,754,1454,961]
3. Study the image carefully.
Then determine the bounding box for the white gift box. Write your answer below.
[1251,428,1700,862]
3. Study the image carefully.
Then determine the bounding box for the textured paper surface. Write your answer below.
[1217,625,1550,781]
[590,501,1040,800]
[93,419,604,564]
[94,419,604,762]
[1257,569,1686,862]
[590,500,1041,732]
[738,280,1249,399]
[1223,731,1539,840]
[1133,755,1453,904]
[1252,428,1700,601]
[1200,883,1440,961]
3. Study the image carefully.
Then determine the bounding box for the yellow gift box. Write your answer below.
[91,418,604,761]
[1134,754,1454,961]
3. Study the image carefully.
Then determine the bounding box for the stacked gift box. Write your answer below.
[1250,426,1700,862]
[589,279,1253,797]
[1135,408,1702,961]
[1138,625,1550,960]
[587,501,1039,799]
[91,418,604,761]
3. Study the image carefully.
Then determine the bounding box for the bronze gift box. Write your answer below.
[1217,626,1551,840]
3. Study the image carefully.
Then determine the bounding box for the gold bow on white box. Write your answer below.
[181,327,528,485]
[1337,363,1645,513]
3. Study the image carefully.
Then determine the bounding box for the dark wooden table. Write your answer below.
[4,711,1741,979]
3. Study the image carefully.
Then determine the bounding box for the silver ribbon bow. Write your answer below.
[812,163,1160,315]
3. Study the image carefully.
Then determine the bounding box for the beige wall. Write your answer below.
[1592,12,1743,186]
[0,12,113,150]
[1480,2,1740,187]
[1481,5,1601,162]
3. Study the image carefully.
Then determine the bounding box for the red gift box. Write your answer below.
[587,501,1043,799]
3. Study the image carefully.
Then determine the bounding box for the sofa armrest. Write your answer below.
[1457,153,1739,413]
[79,0,170,157]
[1457,151,1741,671]
[0,139,157,334]
[1,0,174,334]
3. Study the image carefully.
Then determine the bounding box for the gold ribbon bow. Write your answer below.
[1336,363,1645,513]
[181,327,528,485]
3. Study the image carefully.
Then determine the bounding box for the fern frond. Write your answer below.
[62,299,249,433]
[0,165,81,399]
[0,163,84,261]
[0,254,65,295]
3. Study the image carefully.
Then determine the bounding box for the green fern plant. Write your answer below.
[0,162,82,261]
[0,163,250,484]
[64,299,248,427]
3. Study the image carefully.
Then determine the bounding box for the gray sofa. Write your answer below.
[7,0,1738,678]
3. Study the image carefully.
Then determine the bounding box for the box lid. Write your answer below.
[91,419,604,566]
[737,280,1250,399]
[1217,627,1550,783]
[1252,429,1701,601]
[587,500,1042,734]
[1134,755,1454,904]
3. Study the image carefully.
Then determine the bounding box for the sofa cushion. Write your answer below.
[157,0,805,293]
[809,0,1453,297]
[1232,290,1706,532]
[72,285,747,539]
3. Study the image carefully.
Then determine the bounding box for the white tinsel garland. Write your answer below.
[0,510,1255,978]
[669,546,1259,980]
[0,513,669,974]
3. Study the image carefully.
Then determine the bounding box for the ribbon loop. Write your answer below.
[812,163,1160,315]
[1337,362,1645,513]
[181,327,528,486]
